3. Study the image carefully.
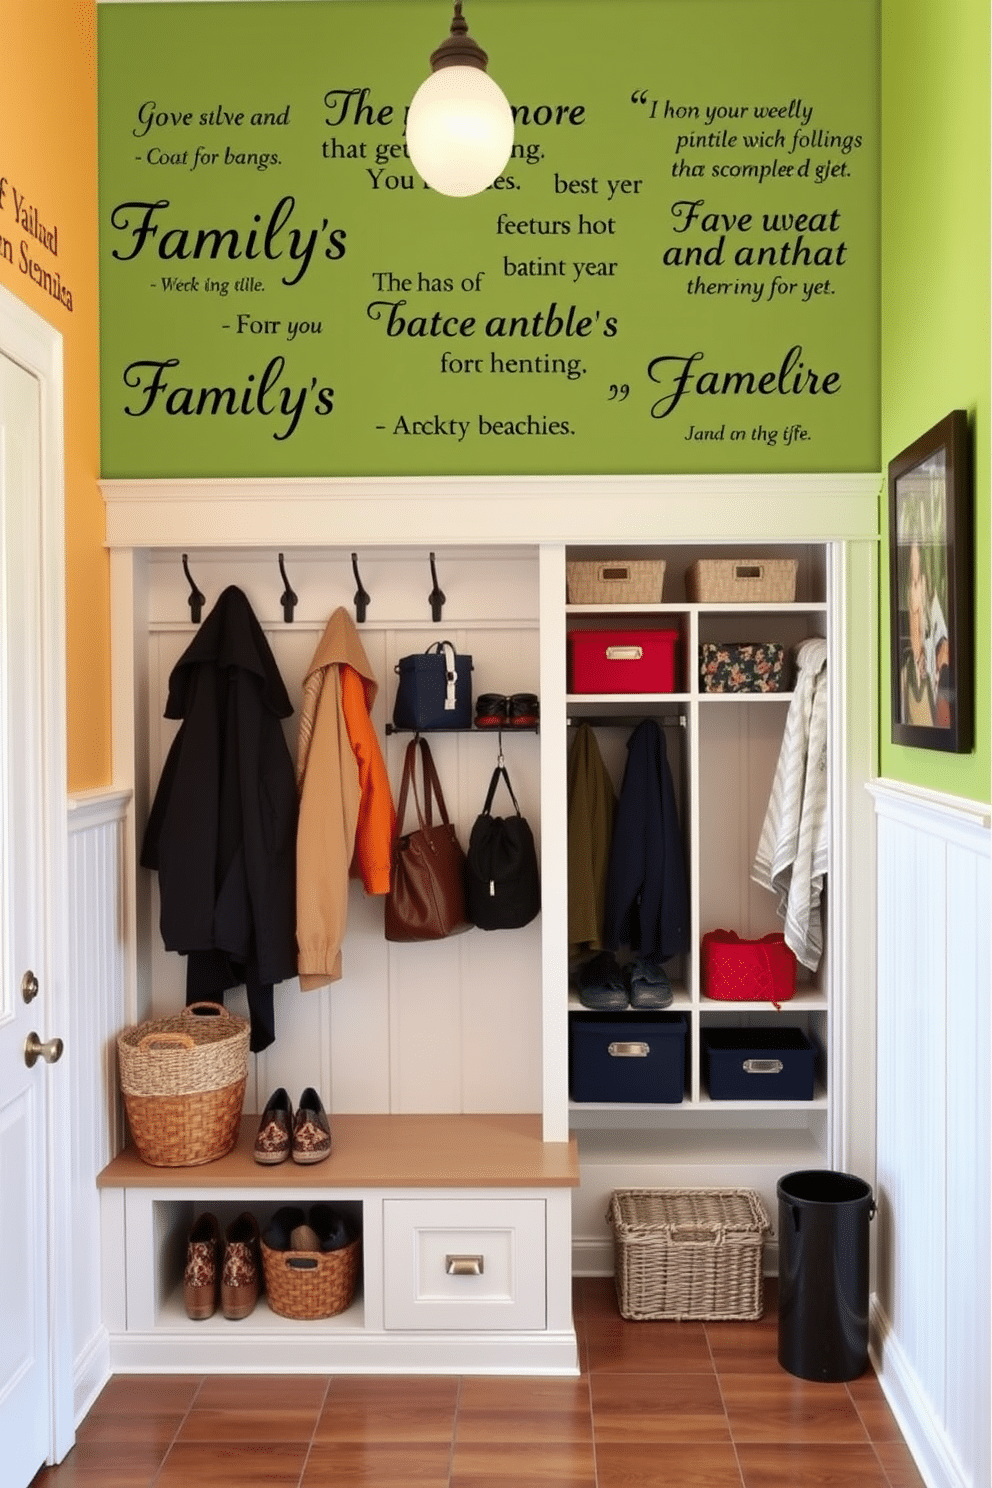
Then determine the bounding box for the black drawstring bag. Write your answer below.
[466,763,541,930]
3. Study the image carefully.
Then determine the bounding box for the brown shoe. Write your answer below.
[184,1212,221,1320]
[221,1212,261,1320]
[292,1088,332,1165]
[253,1087,293,1165]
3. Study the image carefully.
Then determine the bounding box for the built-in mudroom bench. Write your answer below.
[97,1112,579,1373]
[100,472,879,1374]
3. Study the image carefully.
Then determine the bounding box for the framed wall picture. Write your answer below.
[888,409,972,752]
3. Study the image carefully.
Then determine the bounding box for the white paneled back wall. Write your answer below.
[871,781,991,1488]
[139,547,542,1118]
[66,789,130,1420]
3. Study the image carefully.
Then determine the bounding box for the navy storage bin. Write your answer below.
[569,1013,687,1103]
[702,1026,816,1101]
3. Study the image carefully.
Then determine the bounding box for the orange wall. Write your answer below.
[1,0,109,790]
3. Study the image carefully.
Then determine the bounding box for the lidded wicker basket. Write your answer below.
[608,1187,770,1321]
[261,1235,361,1320]
[117,1002,250,1167]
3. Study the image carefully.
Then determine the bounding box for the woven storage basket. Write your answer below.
[567,559,666,605]
[117,1002,250,1167]
[686,558,797,603]
[608,1187,770,1320]
[261,1236,361,1320]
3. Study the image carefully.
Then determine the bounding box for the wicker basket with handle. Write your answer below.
[567,558,666,605]
[608,1187,770,1320]
[117,1002,250,1167]
[685,558,797,603]
[261,1235,362,1320]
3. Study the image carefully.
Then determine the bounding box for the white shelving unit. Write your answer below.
[562,542,843,1269]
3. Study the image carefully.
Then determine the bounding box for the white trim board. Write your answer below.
[101,472,883,550]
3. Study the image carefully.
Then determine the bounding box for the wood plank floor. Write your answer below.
[32,1279,925,1488]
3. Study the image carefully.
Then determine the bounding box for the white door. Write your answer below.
[0,304,70,1481]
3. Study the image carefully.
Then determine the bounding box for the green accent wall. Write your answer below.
[97,0,879,478]
[880,0,990,800]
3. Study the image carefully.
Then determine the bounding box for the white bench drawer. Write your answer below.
[383,1199,546,1331]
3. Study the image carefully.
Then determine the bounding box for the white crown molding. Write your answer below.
[101,471,883,550]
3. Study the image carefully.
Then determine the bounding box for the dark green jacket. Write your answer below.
[567,724,616,953]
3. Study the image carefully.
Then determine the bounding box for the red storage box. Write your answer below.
[570,629,679,693]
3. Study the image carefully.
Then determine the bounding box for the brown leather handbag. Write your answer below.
[385,737,470,942]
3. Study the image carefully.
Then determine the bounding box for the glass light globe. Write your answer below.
[406,65,514,197]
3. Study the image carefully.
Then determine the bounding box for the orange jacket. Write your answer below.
[296,608,396,990]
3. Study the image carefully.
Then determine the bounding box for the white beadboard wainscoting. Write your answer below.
[66,789,130,1422]
[870,781,991,1488]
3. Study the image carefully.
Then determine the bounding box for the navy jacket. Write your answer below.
[140,586,298,1051]
[603,719,689,959]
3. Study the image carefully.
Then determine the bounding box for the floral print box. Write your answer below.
[699,642,787,693]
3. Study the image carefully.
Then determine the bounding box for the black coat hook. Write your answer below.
[278,553,297,622]
[182,553,205,624]
[428,551,446,623]
[352,552,371,624]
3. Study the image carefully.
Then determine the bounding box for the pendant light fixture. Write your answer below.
[406,2,514,198]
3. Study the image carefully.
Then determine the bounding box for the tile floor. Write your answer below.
[32,1278,925,1488]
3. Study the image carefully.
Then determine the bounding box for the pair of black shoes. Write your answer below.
[475,693,540,728]
[576,950,673,1011]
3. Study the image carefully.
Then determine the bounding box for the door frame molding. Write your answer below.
[0,282,73,1463]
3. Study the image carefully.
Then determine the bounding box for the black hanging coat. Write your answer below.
[140,585,298,1051]
[603,718,690,960]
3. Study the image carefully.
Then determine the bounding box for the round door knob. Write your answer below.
[24,1032,64,1068]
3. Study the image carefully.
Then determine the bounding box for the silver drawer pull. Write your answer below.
[605,645,643,661]
[743,1058,784,1074]
[446,1254,484,1276]
[608,1040,650,1057]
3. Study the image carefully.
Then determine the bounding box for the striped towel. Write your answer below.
[751,638,828,971]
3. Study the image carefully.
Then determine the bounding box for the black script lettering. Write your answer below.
[121,356,333,440]
[324,87,394,128]
[107,196,347,285]
[646,344,841,419]
[366,299,477,337]
[510,102,585,126]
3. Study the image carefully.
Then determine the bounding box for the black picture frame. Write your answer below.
[888,409,972,752]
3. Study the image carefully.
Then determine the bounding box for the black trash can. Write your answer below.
[777,1169,875,1382]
